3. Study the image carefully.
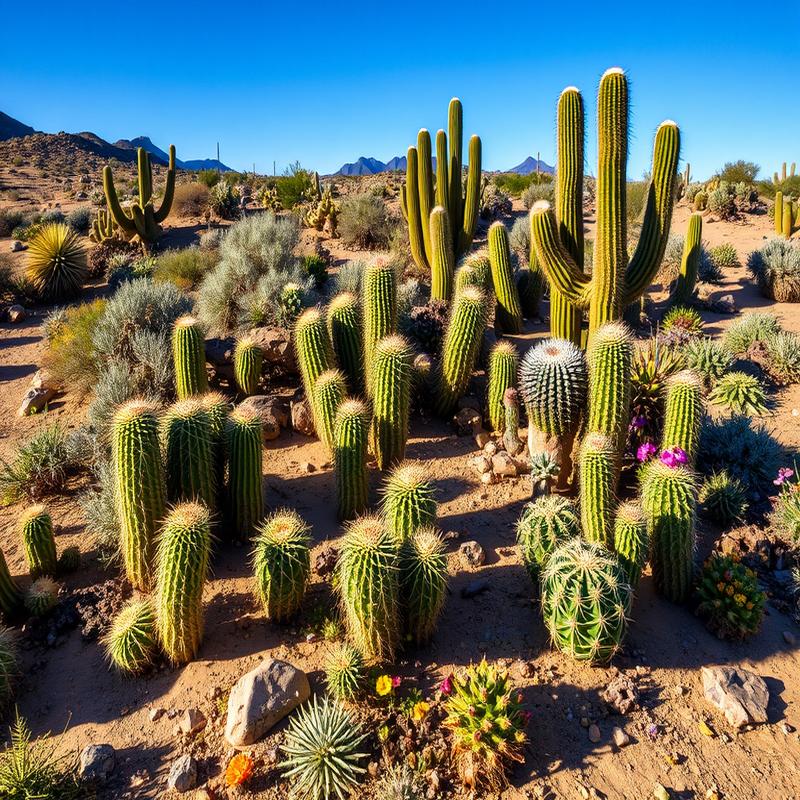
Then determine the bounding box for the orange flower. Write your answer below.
[225,753,255,787]
[411,700,430,722]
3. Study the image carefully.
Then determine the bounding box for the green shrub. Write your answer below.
[172,182,211,217]
[747,238,800,302]
[273,163,314,209]
[0,208,29,238]
[338,194,393,249]
[65,206,91,234]
[209,182,239,220]
[494,172,551,197]
[196,169,220,188]
[708,243,739,270]
[153,247,216,290]
[302,254,328,289]
[716,160,759,185]
[0,425,71,505]
[522,180,555,209]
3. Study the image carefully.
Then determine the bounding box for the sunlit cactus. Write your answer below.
[370,335,412,470]
[399,525,448,644]
[333,399,371,521]
[18,505,57,579]
[233,336,263,397]
[380,462,437,541]
[488,222,523,334]
[486,340,519,432]
[225,406,264,540]
[172,315,208,400]
[327,292,362,393]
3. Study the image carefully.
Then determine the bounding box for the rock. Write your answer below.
[701,665,769,729]
[291,399,315,436]
[474,431,491,449]
[225,658,311,746]
[612,726,630,747]
[79,743,115,783]
[149,707,165,722]
[780,722,795,734]
[18,387,58,417]
[653,784,670,800]
[314,547,338,577]
[205,336,235,366]
[167,754,197,793]
[783,630,796,646]
[10,241,25,252]
[602,673,640,714]
[237,395,289,441]
[302,462,316,473]
[179,708,207,737]
[459,540,486,568]
[480,471,495,485]
[461,578,490,598]
[454,407,482,436]
[588,723,601,743]
[249,327,296,372]
[470,455,492,476]
[30,369,61,392]
[483,441,498,457]
[7,304,25,321]
[716,294,736,313]
[491,452,518,478]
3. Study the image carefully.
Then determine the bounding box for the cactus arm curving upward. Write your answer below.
[671,213,703,306]
[458,135,482,256]
[103,166,138,235]
[404,147,429,272]
[417,130,434,264]
[448,98,463,225]
[153,145,176,224]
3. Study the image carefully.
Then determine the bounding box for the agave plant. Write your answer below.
[660,305,704,347]
[722,312,782,354]
[707,371,769,415]
[764,331,800,385]
[25,223,88,300]
[683,337,733,387]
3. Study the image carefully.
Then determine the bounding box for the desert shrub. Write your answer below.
[717,160,759,185]
[302,253,328,289]
[209,181,240,220]
[172,182,211,218]
[401,299,448,354]
[722,312,782,354]
[65,206,91,234]
[338,194,393,249]
[0,208,28,237]
[764,331,800,384]
[626,180,649,224]
[707,187,737,220]
[708,242,739,271]
[771,473,800,543]
[87,238,141,278]
[509,216,531,262]
[196,169,220,188]
[389,223,416,274]
[332,259,366,296]
[79,459,119,565]
[685,183,704,204]
[0,424,71,504]
[153,246,216,290]
[495,172,551,197]
[199,228,226,250]
[480,184,512,219]
[522,181,555,210]
[40,210,65,225]
[238,273,313,329]
[274,162,314,209]
[747,238,800,302]
[660,235,719,285]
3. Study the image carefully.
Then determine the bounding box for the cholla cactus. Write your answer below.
[103,597,158,674]
[162,399,215,509]
[327,292,362,393]
[0,550,23,620]
[324,642,365,702]
[612,502,649,589]
[370,335,412,470]
[172,315,208,400]
[333,399,370,521]
[25,577,59,617]
[399,525,448,644]
[699,471,748,527]
[516,495,579,582]
[233,336,263,397]
[380,462,437,541]
[363,260,397,396]
[19,505,57,579]
[312,369,347,454]
[486,340,519,432]
[488,222,524,333]
[225,406,264,540]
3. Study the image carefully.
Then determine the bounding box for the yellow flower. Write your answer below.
[411,701,430,722]
[376,675,393,696]
[726,585,734,596]
[734,594,746,605]
[716,581,725,592]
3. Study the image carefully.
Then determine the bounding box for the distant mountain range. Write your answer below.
[114,136,232,172]
[507,156,555,175]
[334,154,553,176]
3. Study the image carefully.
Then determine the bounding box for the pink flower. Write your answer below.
[774,467,794,486]
[439,675,453,696]
[636,442,657,463]
[391,676,402,689]
[660,446,688,469]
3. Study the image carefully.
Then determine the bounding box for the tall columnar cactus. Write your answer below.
[201,391,231,509]
[19,505,57,579]
[103,145,176,246]
[89,207,116,243]
[327,292,362,393]
[371,335,413,470]
[671,213,703,305]
[486,340,519,432]
[434,286,487,416]
[399,526,448,644]
[488,222,524,334]
[333,399,371,521]
[252,510,311,621]
[338,516,400,663]
[312,369,347,454]
[613,502,649,590]
[363,260,397,395]
[455,253,492,294]
[578,433,617,548]
[516,495,580,583]
[113,400,167,591]
[782,197,796,239]
[430,206,455,301]
[233,336,263,397]
[661,369,703,465]
[401,99,482,275]
[0,550,23,619]
[172,315,208,400]
[154,502,211,664]
[225,407,264,540]
[294,308,334,409]
[381,462,437,541]
[531,69,680,341]
[775,191,784,236]
[640,460,697,603]
[162,399,215,509]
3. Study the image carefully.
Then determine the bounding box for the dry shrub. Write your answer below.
[173,182,211,218]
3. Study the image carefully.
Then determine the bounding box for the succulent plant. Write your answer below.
[370,335,412,470]
[103,597,158,674]
[661,370,703,465]
[25,223,88,300]
[671,212,703,304]
[225,406,263,540]
[708,242,739,270]
[312,369,347,454]
[722,312,782,354]
[763,331,800,385]
[327,292,362,393]
[18,505,57,579]
[516,495,579,582]
[172,315,209,400]
[612,502,649,589]
[57,546,80,575]
[201,391,231,508]
[0,627,17,705]
[333,399,370,521]
[429,205,455,301]
[488,222,524,333]
[747,238,800,302]
[579,432,617,547]
[486,341,519,432]
[0,551,23,620]
[771,484,800,542]
[162,398,215,509]
[24,577,59,617]
[324,642,365,702]
[375,765,426,800]
[683,337,733,386]
[295,308,334,416]
[363,260,397,396]
[280,282,304,325]
[380,462,437,542]
[529,450,560,497]
[252,510,311,622]
[455,253,492,294]
[708,371,769,416]
[699,470,748,527]
[233,336,263,397]
[661,305,704,341]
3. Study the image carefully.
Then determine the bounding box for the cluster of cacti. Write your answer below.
[488,222,524,333]
[258,184,281,212]
[362,260,397,395]
[699,471,748,527]
[162,399,215,509]
[398,525,447,644]
[0,627,17,705]
[19,506,57,579]
[333,399,370,520]
[312,369,347,454]
[774,191,798,239]
[25,577,59,617]
[327,292,362,393]
[233,336,263,396]
[516,495,579,582]
[225,407,264,539]
[773,161,797,185]
[103,145,176,245]
[324,642,365,702]
[0,551,23,620]
[370,335,412,470]
[380,462,437,541]
[102,597,158,674]
[486,340,519,432]
[304,185,339,237]
[172,316,209,400]
[25,222,88,300]
[671,212,703,304]
[89,207,117,243]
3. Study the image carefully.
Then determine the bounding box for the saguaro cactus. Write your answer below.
[486,340,519,432]
[19,505,57,578]
[775,191,784,236]
[531,69,680,341]
[671,213,703,305]
[90,208,116,243]
[233,336,263,397]
[363,260,397,395]
[327,292,362,393]
[333,399,371,520]
[173,315,208,400]
[162,399,215,509]
[371,335,413,470]
[312,369,347,454]
[225,407,264,540]
[488,222,524,334]
[381,462,437,541]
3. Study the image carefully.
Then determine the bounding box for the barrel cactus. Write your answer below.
[399,525,448,644]
[380,462,437,542]
[312,369,347,454]
[516,495,580,583]
[455,253,492,294]
[0,550,23,620]
[25,577,59,617]
[103,597,158,674]
[162,399,215,509]
[19,505,57,579]
[578,432,617,548]
[172,315,208,400]
[333,399,371,521]
[25,222,88,300]
[488,222,523,334]
[612,502,649,589]
[699,470,748,527]
[225,406,264,540]
[370,335,412,470]
[486,340,519,433]
[327,292,362,393]
[233,336,263,397]
[324,642,366,702]
[363,260,397,396]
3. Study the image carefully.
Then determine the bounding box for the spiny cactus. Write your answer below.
[399,525,447,644]
[0,627,17,705]
[503,387,523,456]
[578,432,617,548]
[162,399,215,509]
[312,369,347,454]
[380,462,437,542]
[327,292,362,393]
[57,546,80,575]
[699,470,748,527]
[370,335,412,470]
[640,460,697,603]
[103,597,158,674]
[103,145,176,245]
[25,223,88,300]
[113,400,167,591]
[233,336,263,397]
[541,538,631,664]
[612,502,649,589]
[430,205,455,301]
[434,286,487,416]
[25,577,59,617]
[333,399,370,521]
[486,340,519,432]
[531,69,680,340]
[455,253,492,293]
[0,551,23,620]
[201,391,231,508]
[338,516,400,663]
[172,315,208,400]
[661,370,703,465]
[516,495,580,583]
[363,260,397,395]
[89,207,116,243]
[225,406,263,540]
[19,505,57,579]
[488,222,524,334]
[280,282,304,325]
[295,307,334,410]
[252,510,311,622]
[324,642,366,702]
[530,450,561,497]
[155,502,211,664]
[671,212,703,304]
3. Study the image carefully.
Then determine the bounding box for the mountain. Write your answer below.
[506,156,554,175]
[336,156,388,176]
[114,136,233,171]
[0,111,36,141]
[181,158,232,172]
[383,156,407,172]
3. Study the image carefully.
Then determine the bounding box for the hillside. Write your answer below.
[0,111,36,141]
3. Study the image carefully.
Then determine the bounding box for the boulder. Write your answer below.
[7,304,26,321]
[491,452,518,478]
[459,540,486,568]
[167,754,197,793]
[78,743,115,783]
[291,399,315,436]
[701,665,769,728]
[249,327,297,372]
[237,395,289,441]
[454,407,482,436]
[18,387,57,417]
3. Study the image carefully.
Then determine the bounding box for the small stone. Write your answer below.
[580,716,590,728]
[461,578,490,598]
[179,708,207,737]
[783,630,796,646]
[673,684,687,697]
[471,455,492,475]
[314,547,338,577]
[602,673,639,714]
[480,471,495,485]
[588,723,601,743]
[705,788,721,800]
[474,431,491,449]
[483,441,498,456]
[7,304,26,322]
[654,784,670,800]
[780,722,795,734]
[149,707,165,722]
[792,408,799,418]
[701,665,769,729]
[167,755,197,793]
[237,395,289,441]
[612,726,630,747]
[302,462,316,473]
[10,241,25,252]
[491,451,518,478]
[459,540,486,568]
[79,743,115,783]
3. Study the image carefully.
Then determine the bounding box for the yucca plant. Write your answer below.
[102,597,158,674]
[24,577,59,617]
[18,505,57,579]
[699,471,748,527]
[324,642,365,702]
[683,337,733,387]
[398,525,447,644]
[25,223,87,300]
[486,340,519,432]
[233,336,263,396]
[380,462,437,542]
[516,495,579,583]
[0,628,17,706]
[225,406,264,540]
[722,312,782,354]
[172,315,209,400]
[333,399,370,521]
[708,371,769,415]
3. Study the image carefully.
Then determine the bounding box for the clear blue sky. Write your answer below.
[3,1,797,179]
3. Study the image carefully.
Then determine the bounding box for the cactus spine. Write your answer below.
[455,253,492,294]
[578,433,617,548]
[172,315,208,400]
[294,307,334,408]
[430,206,455,301]
[362,260,397,395]
[0,550,23,619]
[162,399,215,509]
[370,335,412,470]
[661,370,703,465]
[516,495,580,583]
[25,577,59,617]
[19,505,57,578]
[399,526,447,644]
[672,213,703,305]
[327,292,362,393]
[486,340,519,432]
[201,391,230,509]
[233,336,263,397]
[334,399,370,521]
[225,407,263,540]
[381,462,437,541]
[103,597,157,674]
[113,400,167,591]
[613,502,649,589]
[155,502,211,664]
[488,222,524,334]
[312,369,347,454]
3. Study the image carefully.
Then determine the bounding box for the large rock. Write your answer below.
[167,754,197,793]
[291,399,315,436]
[225,658,310,747]
[237,395,289,441]
[249,327,297,372]
[701,665,769,728]
[78,743,115,783]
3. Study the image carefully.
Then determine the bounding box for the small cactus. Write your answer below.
[324,642,366,702]
[661,369,703,465]
[516,495,580,583]
[333,399,371,521]
[162,398,215,509]
[233,336,263,397]
[399,525,448,644]
[25,577,59,617]
[0,550,23,620]
[612,502,649,589]
[578,432,617,548]
[327,292,362,393]
[488,221,523,334]
[19,505,57,579]
[370,335,413,470]
[172,315,208,400]
[455,254,492,294]
[699,470,748,527]
[225,406,264,540]
[363,259,397,396]
[294,307,334,415]
[486,340,519,432]
[103,597,158,674]
[57,546,80,575]
[312,369,347,454]
[380,462,437,542]
[503,387,523,456]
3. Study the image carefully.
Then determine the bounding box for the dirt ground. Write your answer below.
[0,185,799,800]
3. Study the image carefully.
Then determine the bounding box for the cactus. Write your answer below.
[488,222,524,334]
[57,546,80,574]
[155,502,211,664]
[671,213,703,304]
[25,577,59,617]
[362,260,397,395]
[252,510,311,621]
[516,495,580,583]
[531,69,680,341]
[775,191,784,235]
[103,145,176,246]
[430,205,455,301]
[172,315,208,400]
[103,597,158,674]
[113,400,167,591]
[162,398,215,509]
[201,391,231,509]
[312,369,347,454]
[18,505,57,579]
[455,253,492,294]
[612,502,649,589]
[503,387,523,456]
[0,551,23,620]
[782,196,796,238]
[699,470,748,527]
[370,335,412,470]
[578,432,617,547]
[324,642,366,702]
[434,286,487,416]
[380,462,437,541]
[0,627,17,705]
[486,340,519,432]
[233,336,263,397]
[25,223,88,300]
[337,516,400,663]
[399,525,447,644]
[333,399,371,521]
[530,450,560,497]
[225,406,263,540]
[640,460,697,603]
[661,370,703,465]
[327,292,362,393]
[280,281,304,325]
[294,307,334,413]
[89,207,116,243]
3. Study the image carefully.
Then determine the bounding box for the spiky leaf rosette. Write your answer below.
[327,292,362,393]
[295,308,334,415]
[661,370,703,465]
[0,550,23,620]
[529,450,560,496]
[25,222,88,300]
[233,336,263,397]
[0,627,17,705]
[225,407,263,540]
[370,335,412,470]
[363,259,398,396]
[252,510,311,622]
[279,695,369,800]
[380,462,437,542]
[640,460,697,603]
[684,337,733,387]
[113,400,166,592]
[333,399,370,521]
[586,322,633,447]
[661,305,704,339]
[541,538,631,664]
[696,552,765,640]
[172,315,209,400]
[24,577,59,617]
[516,495,579,583]
[312,369,347,454]
[155,502,211,664]
[18,505,57,579]
[612,502,649,589]
[162,398,215,509]
[722,312,782,354]
[488,221,524,334]
[103,597,157,674]
[486,341,519,432]
[443,658,527,792]
[578,433,617,548]
[764,331,800,384]
[435,286,488,416]
[708,371,769,416]
[699,471,748,527]
[399,525,447,644]
[201,391,231,508]
[324,642,365,702]
[337,516,400,663]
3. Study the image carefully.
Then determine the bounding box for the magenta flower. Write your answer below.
[391,676,402,689]
[636,442,657,463]
[774,467,794,486]
[659,446,688,469]
[439,675,453,696]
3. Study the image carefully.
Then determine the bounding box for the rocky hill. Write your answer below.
[0,111,35,141]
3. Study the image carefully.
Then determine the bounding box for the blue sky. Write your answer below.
[3,1,797,179]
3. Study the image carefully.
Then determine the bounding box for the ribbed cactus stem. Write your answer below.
[370,335,412,470]
[233,336,263,397]
[516,495,580,583]
[333,399,371,521]
[783,199,794,239]
[363,260,397,396]
[661,370,703,465]
[327,292,362,394]
[201,391,230,509]
[104,597,157,674]
[672,213,703,305]
[430,206,455,302]
[381,462,437,541]
[503,387,523,456]
[613,502,649,589]
[19,505,57,579]
[162,398,215,509]
[225,406,264,540]
[172,315,208,400]
[294,308,334,411]
[0,550,23,619]
[488,222,523,334]
[486,340,519,432]
[399,526,447,644]
[417,130,434,263]
[456,253,492,293]
[775,192,784,236]
[578,432,617,548]
[312,369,347,454]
